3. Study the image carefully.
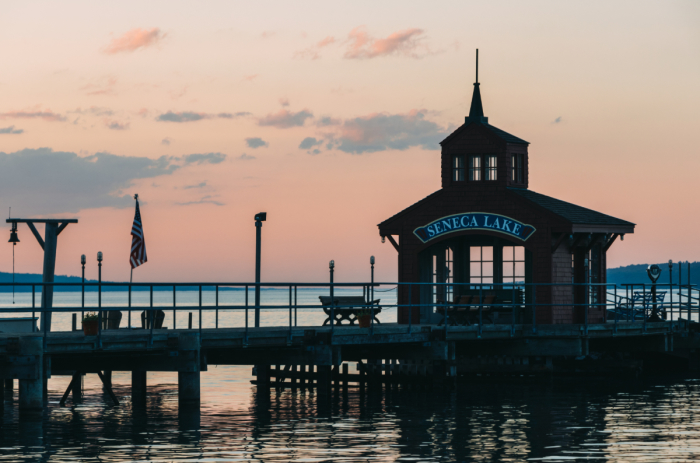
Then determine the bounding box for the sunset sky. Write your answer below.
[1,1,699,283]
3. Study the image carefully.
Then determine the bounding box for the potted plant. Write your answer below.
[356,309,373,328]
[82,312,99,335]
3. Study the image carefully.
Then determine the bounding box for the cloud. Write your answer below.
[0,110,66,122]
[70,106,115,117]
[553,116,562,124]
[81,77,117,96]
[279,98,290,107]
[238,153,256,160]
[182,152,226,165]
[161,137,172,145]
[245,137,268,148]
[261,31,275,39]
[344,26,429,59]
[106,121,129,130]
[156,111,249,122]
[242,74,259,82]
[332,109,448,154]
[294,36,336,59]
[299,137,323,150]
[317,36,336,48]
[0,126,24,134]
[103,28,165,54]
[183,181,207,190]
[177,195,224,206]
[0,148,224,214]
[316,116,341,127]
[258,109,313,128]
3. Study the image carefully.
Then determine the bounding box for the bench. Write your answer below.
[437,288,525,326]
[318,296,381,326]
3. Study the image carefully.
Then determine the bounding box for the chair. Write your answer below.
[468,295,497,325]
[141,310,165,329]
[453,295,473,326]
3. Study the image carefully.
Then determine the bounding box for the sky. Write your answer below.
[0,1,699,283]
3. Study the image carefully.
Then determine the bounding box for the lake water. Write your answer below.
[2,291,700,461]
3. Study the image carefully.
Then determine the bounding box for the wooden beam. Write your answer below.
[551,233,568,254]
[386,235,399,252]
[604,233,619,252]
[96,371,120,406]
[6,218,78,224]
[26,222,44,250]
[56,222,70,236]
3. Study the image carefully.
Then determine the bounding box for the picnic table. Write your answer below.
[318,296,381,326]
[612,290,667,321]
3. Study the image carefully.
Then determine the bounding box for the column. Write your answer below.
[19,336,43,412]
[178,332,200,404]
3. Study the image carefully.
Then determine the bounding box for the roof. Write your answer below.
[508,188,635,227]
[378,189,444,229]
[440,120,529,146]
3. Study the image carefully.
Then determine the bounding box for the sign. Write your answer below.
[414,213,536,244]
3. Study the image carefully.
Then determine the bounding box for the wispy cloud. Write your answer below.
[261,31,275,39]
[0,110,66,122]
[245,137,268,148]
[345,26,430,59]
[0,148,225,214]
[238,153,256,160]
[161,137,172,145]
[182,152,226,164]
[258,109,313,128]
[319,109,448,154]
[106,121,129,130]
[81,77,117,96]
[103,27,165,54]
[156,111,250,122]
[299,137,323,150]
[177,195,224,206]
[183,181,207,189]
[242,74,259,82]
[294,36,337,60]
[553,116,562,124]
[0,126,24,134]
[279,98,290,107]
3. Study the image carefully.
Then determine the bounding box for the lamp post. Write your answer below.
[329,260,335,333]
[669,259,673,320]
[97,252,103,330]
[254,212,267,328]
[81,254,86,318]
[370,256,375,302]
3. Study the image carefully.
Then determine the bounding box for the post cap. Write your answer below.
[668,259,673,268]
[81,254,86,265]
[329,260,335,269]
[370,256,375,265]
[97,251,103,262]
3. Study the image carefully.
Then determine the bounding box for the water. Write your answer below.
[2,291,700,461]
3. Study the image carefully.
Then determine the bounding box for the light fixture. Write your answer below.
[381,236,386,243]
[81,254,86,265]
[370,256,375,265]
[97,251,103,263]
[329,260,335,269]
[8,222,19,244]
[668,259,673,269]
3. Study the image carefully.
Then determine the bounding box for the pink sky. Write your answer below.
[1,1,699,283]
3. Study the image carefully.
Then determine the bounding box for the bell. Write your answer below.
[8,230,19,244]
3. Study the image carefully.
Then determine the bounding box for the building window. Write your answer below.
[511,154,524,183]
[470,246,493,285]
[432,247,454,303]
[485,155,497,181]
[453,155,465,182]
[502,246,525,284]
[469,156,482,181]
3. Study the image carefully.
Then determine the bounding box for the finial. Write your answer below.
[134,194,139,201]
[476,49,479,84]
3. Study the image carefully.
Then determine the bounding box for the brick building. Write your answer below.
[378,73,634,325]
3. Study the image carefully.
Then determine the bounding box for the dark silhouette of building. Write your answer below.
[378,65,634,325]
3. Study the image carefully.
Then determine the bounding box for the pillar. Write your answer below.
[18,336,43,412]
[71,373,83,402]
[132,371,147,404]
[4,379,13,394]
[317,365,332,396]
[178,332,201,404]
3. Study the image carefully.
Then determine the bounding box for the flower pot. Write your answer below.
[357,314,372,328]
[82,319,98,336]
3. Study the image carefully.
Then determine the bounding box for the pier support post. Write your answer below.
[18,336,43,412]
[71,373,83,402]
[254,365,270,388]
[178,332,201,404]
[317,365,332,397]
[4,379,13,395]
[132,371,147,404]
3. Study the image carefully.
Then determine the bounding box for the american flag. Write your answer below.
[130,195,148,269]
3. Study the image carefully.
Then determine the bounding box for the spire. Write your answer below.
[468,49,485,121]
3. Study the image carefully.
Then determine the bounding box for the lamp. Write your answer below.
[329,260,335,269]
[8,222,19,244]
[668,259,673,269]
[381,236,385,243]
[81,254,86,265]
[97,251,103,263]
[370,256,375,265]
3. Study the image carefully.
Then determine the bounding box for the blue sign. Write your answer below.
[414,213,536,244]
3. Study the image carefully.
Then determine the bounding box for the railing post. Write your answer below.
[97,281,102,348]
[584,282,589,335]
[32,285,36,333]
[330,263,335,337]
[511,284,515,337]
[288,285,292,343]
[614,285,618,333]
[173,286,177,330]
[128,281,131,330]
[643,283,647,332]
[294,286,298,327]
[478,284,483,337]
[149,285,154,345]
[408,284,412,334]
[532,283,537,334]
[199,285,202,337]
[245,285,249,346]
[216,285,219,329]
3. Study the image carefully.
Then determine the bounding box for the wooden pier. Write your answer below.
[0,319,695,413]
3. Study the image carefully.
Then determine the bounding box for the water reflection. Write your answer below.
[2,370,700,461]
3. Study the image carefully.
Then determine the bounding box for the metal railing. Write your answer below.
[0,281,695,347]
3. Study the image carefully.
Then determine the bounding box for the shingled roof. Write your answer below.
[508,188,635,226]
